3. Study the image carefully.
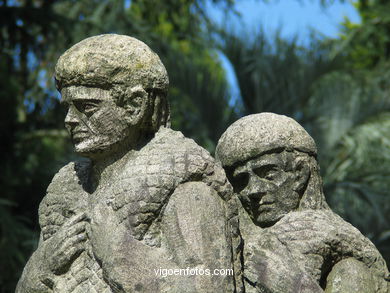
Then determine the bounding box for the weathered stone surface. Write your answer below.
[16,34,239,293]
[216,112,390,293]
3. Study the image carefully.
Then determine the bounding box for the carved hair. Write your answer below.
[288,151,329,210]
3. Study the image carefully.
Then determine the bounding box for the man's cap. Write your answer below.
[55,34,168,93]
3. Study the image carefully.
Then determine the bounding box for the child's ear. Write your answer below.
[122,85,148,126]
[292,157,310,193]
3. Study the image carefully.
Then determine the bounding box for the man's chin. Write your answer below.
[73,141,109,159]
[72,136,130,159]
[256,214,281,228]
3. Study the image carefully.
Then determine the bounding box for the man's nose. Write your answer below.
[64,106,79,129]
[243,174,267,198]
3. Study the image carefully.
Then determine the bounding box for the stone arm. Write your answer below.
[161,181,235,293]
[89,181,235,293]
[325,258,388,293]
[16,234,52,293]
[16,212,88,293]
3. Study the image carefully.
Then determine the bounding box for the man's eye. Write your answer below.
[253,166,278,181]
[84,103,96,111]
[264,171,277,180]
[72,100,100,114]
[78,102,99,115]
[231,172,249,193]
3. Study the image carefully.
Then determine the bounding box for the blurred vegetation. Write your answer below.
[1,0,390,291]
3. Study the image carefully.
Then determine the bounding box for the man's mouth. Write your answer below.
[258,201,274,211]
[72,131,89,142]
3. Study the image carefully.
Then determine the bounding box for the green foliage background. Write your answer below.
[1,0,390,291]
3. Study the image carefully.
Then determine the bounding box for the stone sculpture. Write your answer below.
[16,34,240,293]
[216,113,390,293]
[16,32,390,293]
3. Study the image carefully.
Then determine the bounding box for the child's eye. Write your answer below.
[264,171,277,180]
[253,165,278,181]
[231,172,249,193]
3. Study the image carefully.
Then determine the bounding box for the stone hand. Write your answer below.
[44,212,89,275]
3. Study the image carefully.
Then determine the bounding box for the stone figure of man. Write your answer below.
[216,113,390,293]
[16,34,240,293]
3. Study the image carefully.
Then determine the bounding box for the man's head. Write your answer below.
[55,34,170,159]
[216,113,328,227]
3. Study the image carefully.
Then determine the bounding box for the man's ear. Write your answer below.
[123,85,149,126]
[292,157,310,194]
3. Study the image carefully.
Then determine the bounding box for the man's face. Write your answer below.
[230,152,300,228]
[61,86,130,158]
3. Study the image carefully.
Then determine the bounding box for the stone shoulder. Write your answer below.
[163,128,230,193]
[132,127,232,199]
[46,160,90,193]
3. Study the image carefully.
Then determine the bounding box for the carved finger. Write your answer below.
[50,242,85,274]
[64,212,89,227]
[65,231,88,248]
[59,235,86,259]
[58,232,87,257]
[64,243,85,260]
[67,221,87,237]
